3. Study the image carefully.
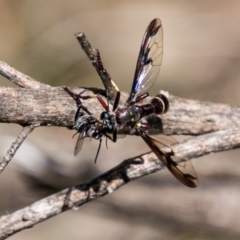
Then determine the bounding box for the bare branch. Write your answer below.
[0,87,75,127]
[0,87,239,135]
[75,32,96,62]
[75,32,118,103]
[0,125,36,173]
[0,59,50,174]
[0,60,50,89]
[156,95,240,135]
[0,127,239,239]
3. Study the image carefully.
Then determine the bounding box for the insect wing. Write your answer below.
[74,131,86,156]
[127,18,163,105]
[139,130,198,188]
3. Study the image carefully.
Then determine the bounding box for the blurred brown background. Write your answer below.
[0,1,240,240]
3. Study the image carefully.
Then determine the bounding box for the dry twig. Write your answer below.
[0,60,49,89]
[0,125,36,173]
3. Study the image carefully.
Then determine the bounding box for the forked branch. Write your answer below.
[0,60,52,174]
[0,125,36,173]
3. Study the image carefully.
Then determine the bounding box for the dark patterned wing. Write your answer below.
[138,130,198,188]
[127,18,163,105]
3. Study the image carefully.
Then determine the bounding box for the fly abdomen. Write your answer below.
[137,94,169,118]
[116,94,169,126]
[150,94,169,114]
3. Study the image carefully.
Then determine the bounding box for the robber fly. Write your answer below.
[65,18,198,188]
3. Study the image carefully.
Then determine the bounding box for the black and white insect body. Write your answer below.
[64,88,117,160]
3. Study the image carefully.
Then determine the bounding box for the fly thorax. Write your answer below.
[75,114,98,133]
[75,114,89,130]
[87,123,103,139]
[116,106,141,125]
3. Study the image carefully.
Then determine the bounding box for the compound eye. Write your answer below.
[100,111,109,120]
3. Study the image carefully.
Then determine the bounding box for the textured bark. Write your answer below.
[160,95,240,135]
[0,87,75,127]
[0,87,239,135]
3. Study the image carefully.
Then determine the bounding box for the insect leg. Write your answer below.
[94,138,102,163]
[64,87,83,106]
[135,93,149,104]
[96,95,109,111]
